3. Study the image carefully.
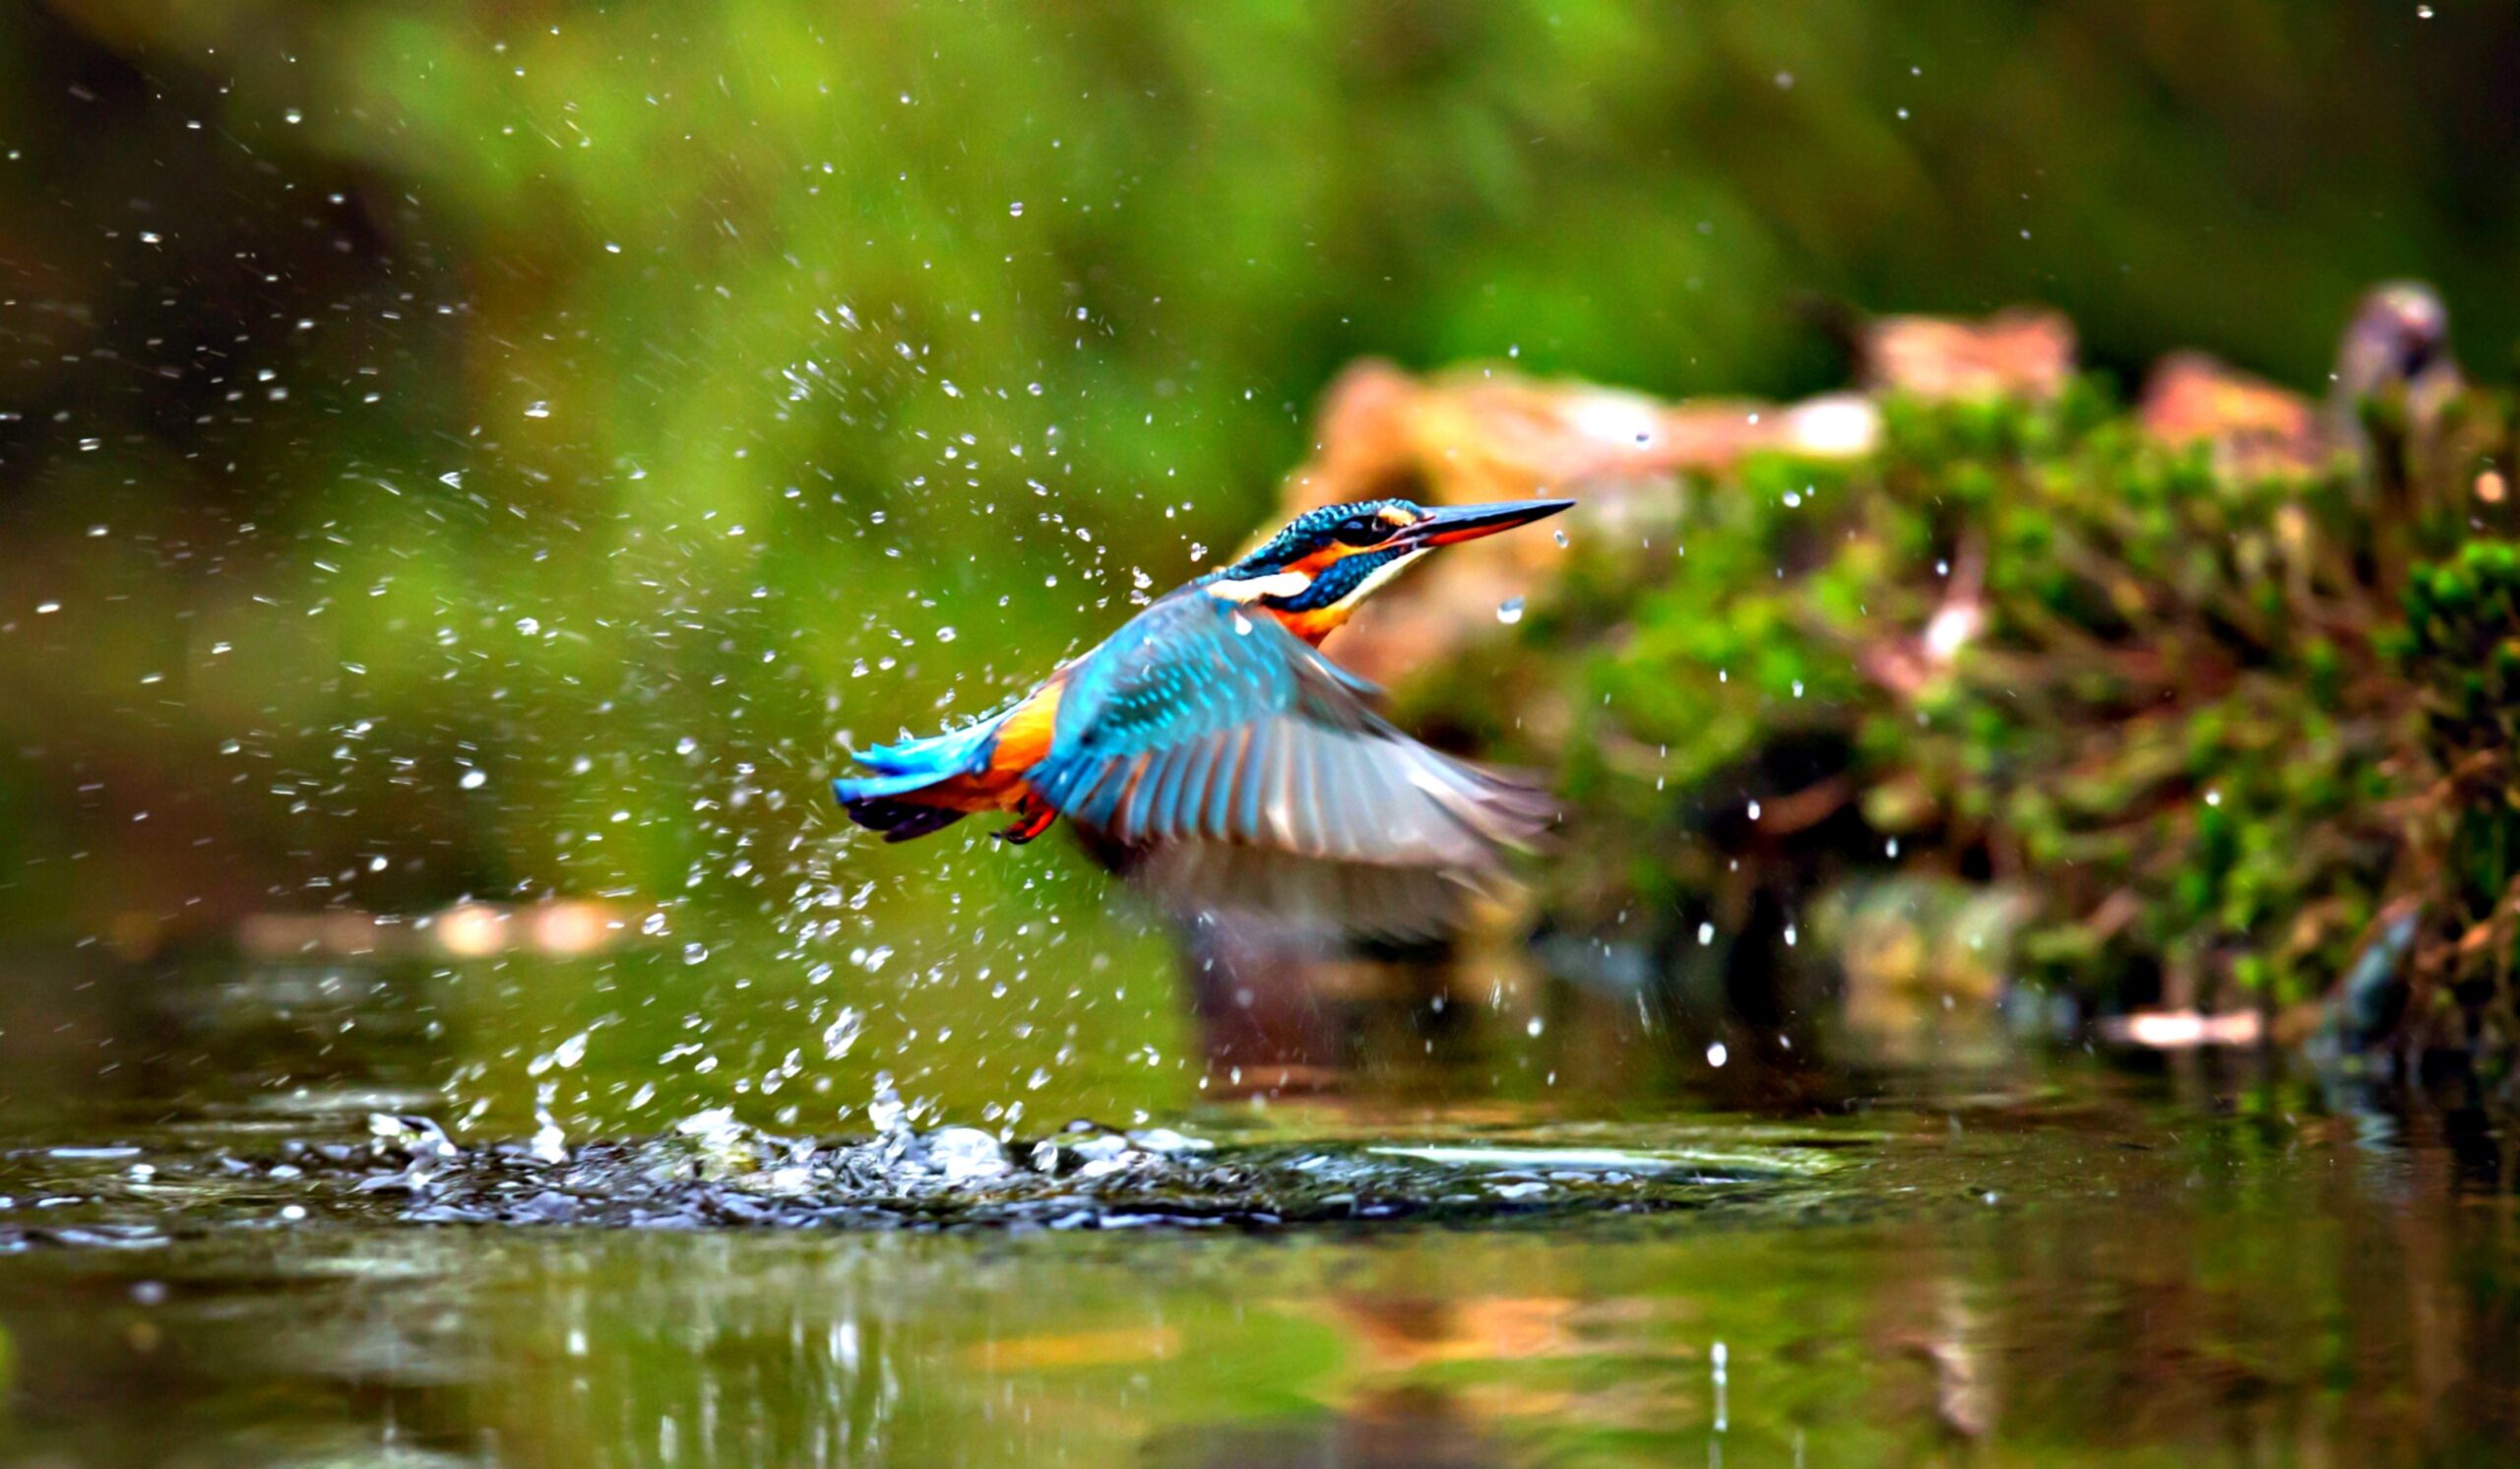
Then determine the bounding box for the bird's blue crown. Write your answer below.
[1229,499,1420,573]
[1208,498,1424,612]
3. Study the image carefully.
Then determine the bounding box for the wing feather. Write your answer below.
[1119,749,1164,838]
[1072,755,1131,828]
[1308,734,1343,858]
[1232,724,1272,844]
[1177,733,1224,841]
[1324,738,1377,861]
[1200,725,1247,842]
[1147,743,1194,835]
[1028,593,1554,936]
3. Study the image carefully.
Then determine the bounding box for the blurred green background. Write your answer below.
[4,0,2518,1130]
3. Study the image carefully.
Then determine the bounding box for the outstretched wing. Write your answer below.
[1026,594,1552,934]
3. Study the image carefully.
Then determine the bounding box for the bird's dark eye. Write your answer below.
[1331,516,1390,546]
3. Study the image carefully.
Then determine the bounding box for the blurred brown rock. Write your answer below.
[1857,306,2078,401]
[2138,351,2326,478]
[1280,361,1876,683]
[1280,308,2079,685]
[2139,281,2462,479]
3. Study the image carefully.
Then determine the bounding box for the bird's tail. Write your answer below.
[835,794,971,842]
[831,716,1005,843]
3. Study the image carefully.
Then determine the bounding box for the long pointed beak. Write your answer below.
[1394,497,1575,549]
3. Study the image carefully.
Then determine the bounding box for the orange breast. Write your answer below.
[1273,606,1351,645]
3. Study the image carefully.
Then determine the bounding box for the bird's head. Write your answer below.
[1204,496,1573,638]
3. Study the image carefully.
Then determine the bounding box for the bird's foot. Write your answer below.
[993,806,1057,845]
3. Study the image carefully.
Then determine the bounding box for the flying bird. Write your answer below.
[832,498,1569,936]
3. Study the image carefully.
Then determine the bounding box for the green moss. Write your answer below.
[1473,383,2520,1043]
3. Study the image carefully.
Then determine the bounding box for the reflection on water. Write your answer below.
[0,950,2516,1466]
[2,1110,2515,1468]
[0,922,1867,1152]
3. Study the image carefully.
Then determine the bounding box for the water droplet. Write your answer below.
[530,1120,568,1166]
[1495,597,1526,625]
[524,401,550,419]
[1008,201,1025,217]
[458,769,486,791]
[1706,1042,1729,1067]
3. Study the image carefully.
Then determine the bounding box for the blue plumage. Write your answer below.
[831,708,1012,841]
[830,713,1001,800]
[829,495,1569,926]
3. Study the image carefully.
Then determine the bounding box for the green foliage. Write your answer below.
[1500,383,2520,1032]
[2390,539,2520,1023]
[6,2,2520,940]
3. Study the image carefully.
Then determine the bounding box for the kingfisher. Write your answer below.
[832,497,1570,935]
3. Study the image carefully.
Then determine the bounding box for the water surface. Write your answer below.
[0,952,2513,1467]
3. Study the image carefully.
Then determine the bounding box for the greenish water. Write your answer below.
[1,951,2515,1467]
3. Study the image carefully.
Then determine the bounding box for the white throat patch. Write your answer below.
[1333,548,1426,610]
[1206,570,1313,604]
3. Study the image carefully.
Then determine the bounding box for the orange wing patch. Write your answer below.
[905,680,1066,818]
[990,679,1064,773]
